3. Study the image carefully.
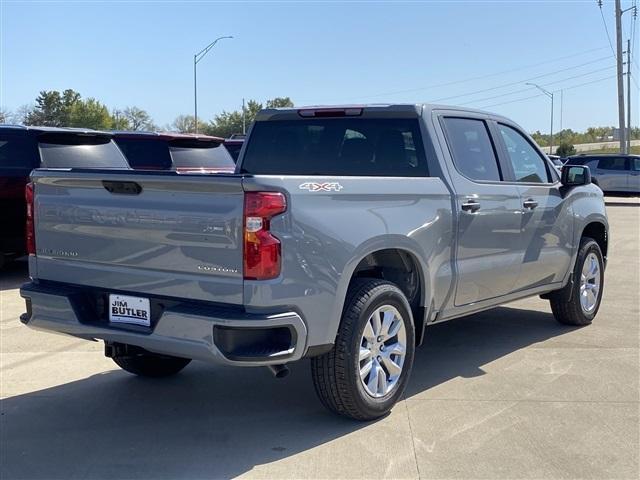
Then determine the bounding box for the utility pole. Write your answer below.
[627,38,632,154]
[526,82,554,154]
[242,98,246,135]
[560,89,563,133]
[615,0,627,153]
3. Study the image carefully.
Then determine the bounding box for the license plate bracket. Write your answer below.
[108,294,151,327]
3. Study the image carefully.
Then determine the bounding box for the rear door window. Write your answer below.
[0,134,39,170]
[598,157,628,170]
[497,124,550,183]
[241,118,428,176]
[114,137,173,170]
[39,134,130,169]
[441,117,502,181]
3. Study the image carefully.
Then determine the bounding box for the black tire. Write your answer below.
[311,279,415,420]
[549,237,604,326]
[113,350,191,377]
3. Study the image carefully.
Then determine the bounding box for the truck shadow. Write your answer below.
[0,259,28,292]
[1,306,576,479]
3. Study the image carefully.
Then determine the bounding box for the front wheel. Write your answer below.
[311,279,415,420]
[549,237,604,326]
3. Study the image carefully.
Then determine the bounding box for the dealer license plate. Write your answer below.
[108,294,151,327]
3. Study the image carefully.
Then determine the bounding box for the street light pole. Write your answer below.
[193,35,233,133]
[526,82,554,155]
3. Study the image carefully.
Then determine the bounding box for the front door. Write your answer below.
[493,123,573,290]
[440,116,524,306]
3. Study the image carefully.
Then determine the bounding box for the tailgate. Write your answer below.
[31,170,245,304]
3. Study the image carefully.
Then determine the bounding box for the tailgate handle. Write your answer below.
[102,180,142,195]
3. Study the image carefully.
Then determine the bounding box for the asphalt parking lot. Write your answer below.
[1,199,638,480]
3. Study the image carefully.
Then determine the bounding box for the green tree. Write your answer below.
[68,98,113,130]
[111,109,131,130]
[123,106,155,131]
[205,98,290,138]
[172,114,196,133]
[26,89,81,126]
[555,142,576,157]
[265,97,294,108]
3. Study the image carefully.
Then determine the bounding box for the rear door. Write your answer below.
[439,115,523,306]
[595,157,628,191]
[493,122,572,290]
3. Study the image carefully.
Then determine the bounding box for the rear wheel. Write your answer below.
[549,237,604,326]
[112,349,191,377]
[311,279,415,420]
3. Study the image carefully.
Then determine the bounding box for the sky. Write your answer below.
[1,0,638,133]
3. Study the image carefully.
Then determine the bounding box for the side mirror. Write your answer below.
[561,165,591,187]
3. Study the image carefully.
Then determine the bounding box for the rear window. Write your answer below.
[241,118,428,176]
[114,137,173,170]
[0,134,39,170]
[169,141,235,170]
[39,134,129,169]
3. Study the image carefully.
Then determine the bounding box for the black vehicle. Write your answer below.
[112,131,235,173]
[566,154,640,194]
[224,134,246,162]
[0,125,129,266]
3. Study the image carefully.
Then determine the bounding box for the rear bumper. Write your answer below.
[20,281,308,366]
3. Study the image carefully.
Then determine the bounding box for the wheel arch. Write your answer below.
[330,238,431,347]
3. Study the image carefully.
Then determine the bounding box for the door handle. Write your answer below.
[461,200,481,212]
[523,199,538,210]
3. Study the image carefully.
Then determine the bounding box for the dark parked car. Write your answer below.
[0,125,129,267]
[223,134,245,162]
[566,154,640,193]
[113,131,235,173]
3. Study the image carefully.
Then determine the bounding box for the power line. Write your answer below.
[478,75,616,110]
[301,46,612,105]
[428,56,612,103]
[458,65,615,106]
[598,0,618,59]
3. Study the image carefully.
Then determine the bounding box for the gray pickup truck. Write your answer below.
[21,104,608,420]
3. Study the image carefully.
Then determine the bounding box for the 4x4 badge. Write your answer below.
[299,182,343,192]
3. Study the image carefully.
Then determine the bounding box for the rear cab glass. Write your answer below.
[39,133,129,169]
[240,118,428,176]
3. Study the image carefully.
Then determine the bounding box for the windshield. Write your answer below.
[39,134,129,169]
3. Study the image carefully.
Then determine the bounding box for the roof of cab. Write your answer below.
[254,103,506,122]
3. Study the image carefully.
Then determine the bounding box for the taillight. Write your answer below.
[243,192,286,280]
[25,182,35,255]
